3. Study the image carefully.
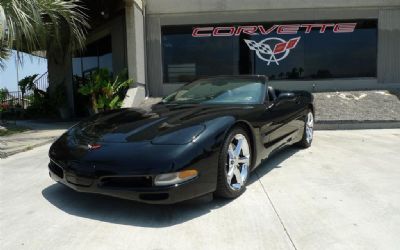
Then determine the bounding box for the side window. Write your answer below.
[267,87,277,102]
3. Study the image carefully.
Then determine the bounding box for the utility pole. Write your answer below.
[15,52,19,83]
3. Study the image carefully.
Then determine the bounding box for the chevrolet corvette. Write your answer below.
[48,75,314,204]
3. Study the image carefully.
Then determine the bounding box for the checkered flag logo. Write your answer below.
[244,40,274,54]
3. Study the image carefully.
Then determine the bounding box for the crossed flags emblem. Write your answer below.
[244,37,301,65]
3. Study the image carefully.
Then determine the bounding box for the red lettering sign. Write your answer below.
[192,23,356,37]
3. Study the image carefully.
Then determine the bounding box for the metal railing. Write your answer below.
[1,72,49,110]
[1,91,30,109]
[33,72,49,91]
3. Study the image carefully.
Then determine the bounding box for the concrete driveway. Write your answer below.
[1,129,400,250]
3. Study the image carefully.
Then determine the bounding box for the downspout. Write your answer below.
[142,0,149,98]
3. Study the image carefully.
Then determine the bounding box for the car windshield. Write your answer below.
[162,77,264,104]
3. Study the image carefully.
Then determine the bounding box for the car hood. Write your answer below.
[70,103,256,143]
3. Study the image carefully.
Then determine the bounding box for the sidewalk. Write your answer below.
[0,121,75,158]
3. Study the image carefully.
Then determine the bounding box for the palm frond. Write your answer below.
[1,0,89,61]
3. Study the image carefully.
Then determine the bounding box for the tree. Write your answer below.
[0,0,88,63]
[1,0,89,112]
[0,87,8,102]
[18,74,38,107]
[299,67,304,77]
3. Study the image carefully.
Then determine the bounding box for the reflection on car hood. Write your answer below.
[72,104,256,143]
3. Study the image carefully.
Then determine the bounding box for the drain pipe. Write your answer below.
[142,0,149,98]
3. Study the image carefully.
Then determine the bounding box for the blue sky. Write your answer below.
[0,50,47,91]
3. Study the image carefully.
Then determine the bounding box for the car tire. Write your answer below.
[215,126,252,199]
[297,110,314,148]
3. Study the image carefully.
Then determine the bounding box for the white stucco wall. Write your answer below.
[146,0,400,14]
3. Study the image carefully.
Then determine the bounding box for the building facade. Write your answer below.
[66,0,400,114]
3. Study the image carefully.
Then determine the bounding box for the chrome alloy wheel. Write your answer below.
[226,134,250,190]
[306,112,314,144]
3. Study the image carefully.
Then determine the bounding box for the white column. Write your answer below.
[122,0,146,107]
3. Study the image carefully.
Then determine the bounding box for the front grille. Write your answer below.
[100,176,153,188]
[139,193,169,201]
[49,161,64,179]
[66,174,93,187]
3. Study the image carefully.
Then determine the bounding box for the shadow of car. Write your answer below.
[42,146,300,227]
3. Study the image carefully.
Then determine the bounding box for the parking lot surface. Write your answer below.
[1,129,400,250]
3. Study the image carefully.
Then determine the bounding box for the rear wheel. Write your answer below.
[215,127,251,198]
[297,110,314,148]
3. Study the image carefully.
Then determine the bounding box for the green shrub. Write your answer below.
[78,68,132,113]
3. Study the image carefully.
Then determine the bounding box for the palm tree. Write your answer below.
[0,0,88,63]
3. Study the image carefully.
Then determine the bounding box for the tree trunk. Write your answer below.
[47,42,74,117]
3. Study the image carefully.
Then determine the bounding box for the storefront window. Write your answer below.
[162,26,240,83]
[162,20,377,83]
[72,35,113,80]
[72,35,113,116]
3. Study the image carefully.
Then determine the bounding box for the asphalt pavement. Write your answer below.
[1,129,400,250]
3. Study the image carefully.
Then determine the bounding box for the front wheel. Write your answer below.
[297,110,314,148]
[215,127,251,199]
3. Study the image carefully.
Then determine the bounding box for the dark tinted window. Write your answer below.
[161,20,377,83]
[72,35,113,79]
[162,26,240,83]
[72,35,113,117]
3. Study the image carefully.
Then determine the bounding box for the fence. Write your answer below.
[1,72,49,110]
[34,72,49,91]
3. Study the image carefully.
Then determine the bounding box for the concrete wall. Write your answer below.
[146,0,400,14]
[145,3,400,96]
[378,9,400,84]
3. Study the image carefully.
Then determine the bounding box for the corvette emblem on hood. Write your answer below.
[88,144,101,150]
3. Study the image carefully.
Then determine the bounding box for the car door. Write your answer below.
[260,88,301,154]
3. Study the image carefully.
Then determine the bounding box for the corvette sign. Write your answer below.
[191,23,356,66]
[192,23,357,37]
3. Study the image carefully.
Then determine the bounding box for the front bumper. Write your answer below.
[48,160,214,204]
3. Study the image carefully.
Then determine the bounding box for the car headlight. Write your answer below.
[151,125,205,145]
[154,170,198,186]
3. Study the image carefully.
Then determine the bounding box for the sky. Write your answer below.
[0,50,47,92]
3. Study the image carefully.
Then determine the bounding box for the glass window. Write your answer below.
[162,26,240,83]
[72,35,113,80]
[161,20,377,83]
[72,35,113,117]
[162,77,265,104]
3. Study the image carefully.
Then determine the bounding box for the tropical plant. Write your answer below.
[0,0,89,64]
[18,74,38,96]
[18,74,38,108]
[25,88,56,118]
[0,87,8,102]
[0,87,8,114]
[78,68,132,113]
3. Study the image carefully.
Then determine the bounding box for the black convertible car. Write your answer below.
[48,75,314,204]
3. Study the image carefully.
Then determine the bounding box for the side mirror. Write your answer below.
[275,92,296,105]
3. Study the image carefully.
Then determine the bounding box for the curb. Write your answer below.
[0,137,57,159]
[315,121,400,130]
